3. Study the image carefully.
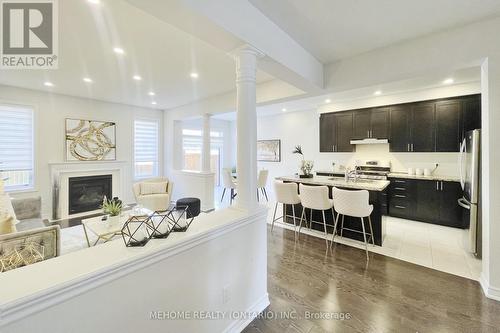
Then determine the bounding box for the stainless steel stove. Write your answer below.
[354,161,391,180]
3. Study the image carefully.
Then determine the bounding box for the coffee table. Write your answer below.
[81,215,130,247]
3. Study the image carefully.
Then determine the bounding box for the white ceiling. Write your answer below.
[213,67,481,121]
[0,0,273,110]
[249,0,500,63]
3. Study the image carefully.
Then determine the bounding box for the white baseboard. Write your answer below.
[223,293,270,333]
[480,274,500,301]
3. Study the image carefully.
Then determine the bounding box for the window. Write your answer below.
[134,119,159,179]
[181,128,224,185]
[0,105,34,191]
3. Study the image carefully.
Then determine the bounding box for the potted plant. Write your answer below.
[292,145,314,178]
[102,196,123,224]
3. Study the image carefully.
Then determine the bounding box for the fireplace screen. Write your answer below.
[68,175,112,215]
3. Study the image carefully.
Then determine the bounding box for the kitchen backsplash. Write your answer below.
[313,144,460,177]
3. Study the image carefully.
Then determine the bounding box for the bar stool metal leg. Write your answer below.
[271,202,278,232]
[298,208,305,235]
[309,209,313,229]
[340,214,345,238]
[368,215,375,246]
[322,210,328,247]
[292,205,297,237]
[331,212,340,244]
[360,217,370,261]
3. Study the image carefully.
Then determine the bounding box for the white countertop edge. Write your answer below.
[276,175,390,191]
[0,206,268,326]
[387,173,460,182]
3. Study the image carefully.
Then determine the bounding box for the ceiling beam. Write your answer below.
[125,0,324,93]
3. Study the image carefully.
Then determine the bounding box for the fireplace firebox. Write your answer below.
[68,175,112,215]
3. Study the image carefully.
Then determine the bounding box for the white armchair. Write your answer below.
[133,177,173,212]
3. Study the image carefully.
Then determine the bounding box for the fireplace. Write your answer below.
[68,175,112,215]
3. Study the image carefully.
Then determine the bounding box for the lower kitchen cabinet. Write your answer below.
[389,178,464,228]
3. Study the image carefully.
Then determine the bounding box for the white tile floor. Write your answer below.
[266,203,482,281]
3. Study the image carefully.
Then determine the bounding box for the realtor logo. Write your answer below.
[1,0,58,69]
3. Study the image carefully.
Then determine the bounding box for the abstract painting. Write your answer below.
[65,119,116,161]
[257,140,281,162]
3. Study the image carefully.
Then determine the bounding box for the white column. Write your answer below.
[233,45,263,210]
[201,113,211,173]
[480,55,500,301]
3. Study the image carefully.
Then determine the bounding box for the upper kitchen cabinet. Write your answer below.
[462,95,481,138]
[389,105,411,152]
[319,113,336,152]
[371,107,390,139]
[411,102,435,152]
[353,107,389,139]
[336,112,355,152]
[319,112,354,152]
[320,94,480,154]
[353,110,371,139]
[435,99,462,152]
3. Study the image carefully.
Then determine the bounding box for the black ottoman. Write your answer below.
[176,197,201,219]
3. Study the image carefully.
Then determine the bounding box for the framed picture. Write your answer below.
[257,139,281,162]
[65,118,116,161]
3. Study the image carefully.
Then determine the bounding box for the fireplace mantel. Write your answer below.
[49,161,128,220]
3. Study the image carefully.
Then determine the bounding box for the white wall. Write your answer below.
[0,208,269,333]
[257,82,481,199]
[0,85,163,218]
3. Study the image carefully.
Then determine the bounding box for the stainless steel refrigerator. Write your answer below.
[458,129,481,257]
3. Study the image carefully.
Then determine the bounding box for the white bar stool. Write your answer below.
[298,184,334,247]
[271,181,301,235]
[331,187,374,260]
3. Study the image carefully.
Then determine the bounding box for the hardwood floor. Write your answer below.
[244,225,500,333]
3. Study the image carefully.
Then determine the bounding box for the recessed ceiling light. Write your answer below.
[113,47,125,55]
[443,78,454,85]
[374,90,382,96]
[190,72,199,79]
[148,91,155,96]
[151,101,157,105]
[281,108,287,112]
[83,77,93,83]
[133,75,142,81]
[325,99,331,103]
[87,0,100,4]
[44,81,54,87]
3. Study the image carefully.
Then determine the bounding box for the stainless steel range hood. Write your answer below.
[350,138,389,145]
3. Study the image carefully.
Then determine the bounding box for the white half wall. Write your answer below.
[0,85,164,218]
[0,208,269,333]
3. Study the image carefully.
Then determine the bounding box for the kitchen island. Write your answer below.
[276,175,390,246]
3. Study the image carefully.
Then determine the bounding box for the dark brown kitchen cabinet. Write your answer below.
[414,180,440,222]
[371,107,389,139]
[440,181,465,227]
[319,113,336,152]
[389,178,465,228]
[462,95,481,140]
[353,107,389,139]
[389,105,411,152]
[335,112,355,152]
[411,102,435,152]
[319,112,354,152]
[353,110,371,139]
[320,94,480,154]
[435,99,462,152]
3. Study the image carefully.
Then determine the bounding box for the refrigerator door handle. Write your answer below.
[459,138,466,190]
[458,197,471,210]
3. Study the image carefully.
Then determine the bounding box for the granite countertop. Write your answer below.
[387,172,460,182]
[276,175,390,192]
